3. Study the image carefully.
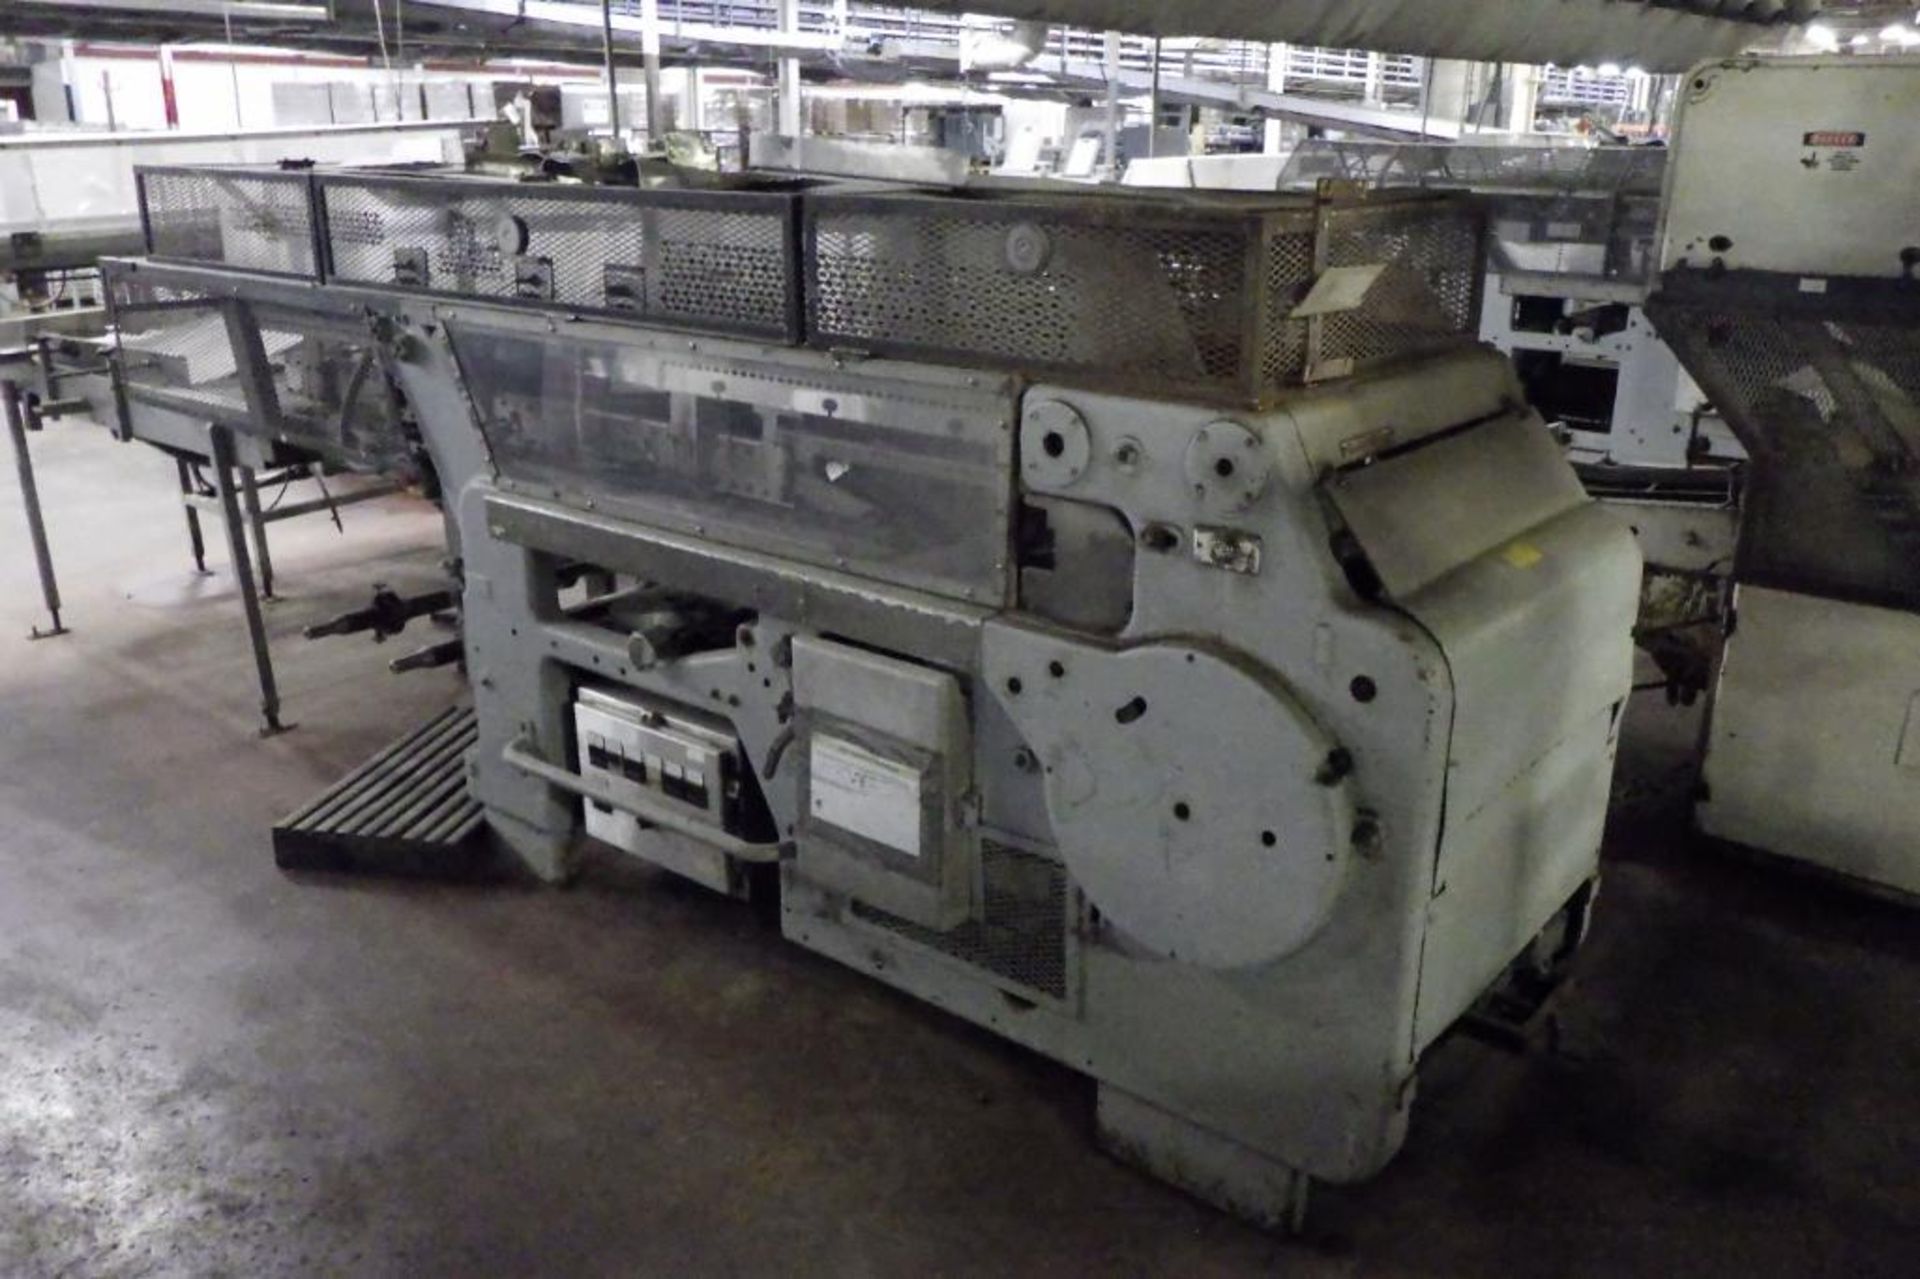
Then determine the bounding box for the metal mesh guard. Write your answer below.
[318,174,800,341]
[806,190,1479,404]
[138,167,319,279]
[1315,202,1484,381]
[808,193,1285,403]
[852,842,1070,1000]
[1652,291,1920,606]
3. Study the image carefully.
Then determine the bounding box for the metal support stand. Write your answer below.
[641,0,664,143]
[175,456,210,573]
[238,463,276,599]
[1100,31,1122,182]
[209,424,289,736]
[776,0,803,137]
[3,378,67,639]
[599,0,621,139]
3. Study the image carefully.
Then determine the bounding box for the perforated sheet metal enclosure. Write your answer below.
[127,164,1483,407]
[1312,200,1484,383]
[1275,140,1668,199]
[1649,283,1920,611]
[804,188,1482,405]
[136,165,323,279]
[316,173,803,341]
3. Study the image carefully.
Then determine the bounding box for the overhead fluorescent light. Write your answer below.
[32,0,329,18]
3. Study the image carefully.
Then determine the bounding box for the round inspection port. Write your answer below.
[1350,675,1378,703]
[1022,400,1091,487]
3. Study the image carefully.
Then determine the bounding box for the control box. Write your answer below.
[572,686,750,869]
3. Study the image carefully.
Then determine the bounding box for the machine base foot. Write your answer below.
[487,808,579,886]
[1095,1085,1312,1235]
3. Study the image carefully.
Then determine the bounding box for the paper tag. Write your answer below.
[810,735,923,857]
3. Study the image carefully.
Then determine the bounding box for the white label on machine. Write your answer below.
[809,735,923,857]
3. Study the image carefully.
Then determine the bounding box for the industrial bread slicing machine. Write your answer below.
[101,167,1639,1226]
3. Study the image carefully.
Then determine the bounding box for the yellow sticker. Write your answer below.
[1501,541,1544,569]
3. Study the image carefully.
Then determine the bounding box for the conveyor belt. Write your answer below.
[272,704,488,875]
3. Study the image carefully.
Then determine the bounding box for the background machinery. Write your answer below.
[1647,56,1920,898]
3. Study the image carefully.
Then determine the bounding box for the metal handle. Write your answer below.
[501,734,783,864]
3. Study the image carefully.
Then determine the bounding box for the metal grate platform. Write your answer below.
[272,705,488,875]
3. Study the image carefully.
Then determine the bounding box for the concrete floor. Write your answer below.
[3,426,1917,1278]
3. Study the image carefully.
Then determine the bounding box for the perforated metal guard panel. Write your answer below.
[1276,140,1668,198]
[1650,284,1920,610]
[137,166,320,279]
[807,193,1282,404]
[805,190,1479,405]
[1262,226,1316,386]
[852,842,1070,1000]
[123,168,1478,402]
[318,174,801,340]
[1312,202,1484,382]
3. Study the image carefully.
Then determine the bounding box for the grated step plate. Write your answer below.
[272,704,487,876]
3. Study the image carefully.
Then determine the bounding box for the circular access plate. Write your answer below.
[1183,419,1271,515]
[994,639,1353,968]
[1021,398,1092,490]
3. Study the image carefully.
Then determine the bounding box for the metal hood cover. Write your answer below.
[902,0,1814,73]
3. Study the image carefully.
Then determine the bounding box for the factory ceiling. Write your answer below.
[900,0,1817,71]
[0,0,1828,74]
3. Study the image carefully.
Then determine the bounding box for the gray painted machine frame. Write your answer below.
[98,169,1637,1226]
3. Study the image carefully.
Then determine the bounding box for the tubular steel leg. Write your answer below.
[34,336,57,407]
[209,426,289,736]
[175,456,209,574]
[4,379,68,639]
[239,464,275,599]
